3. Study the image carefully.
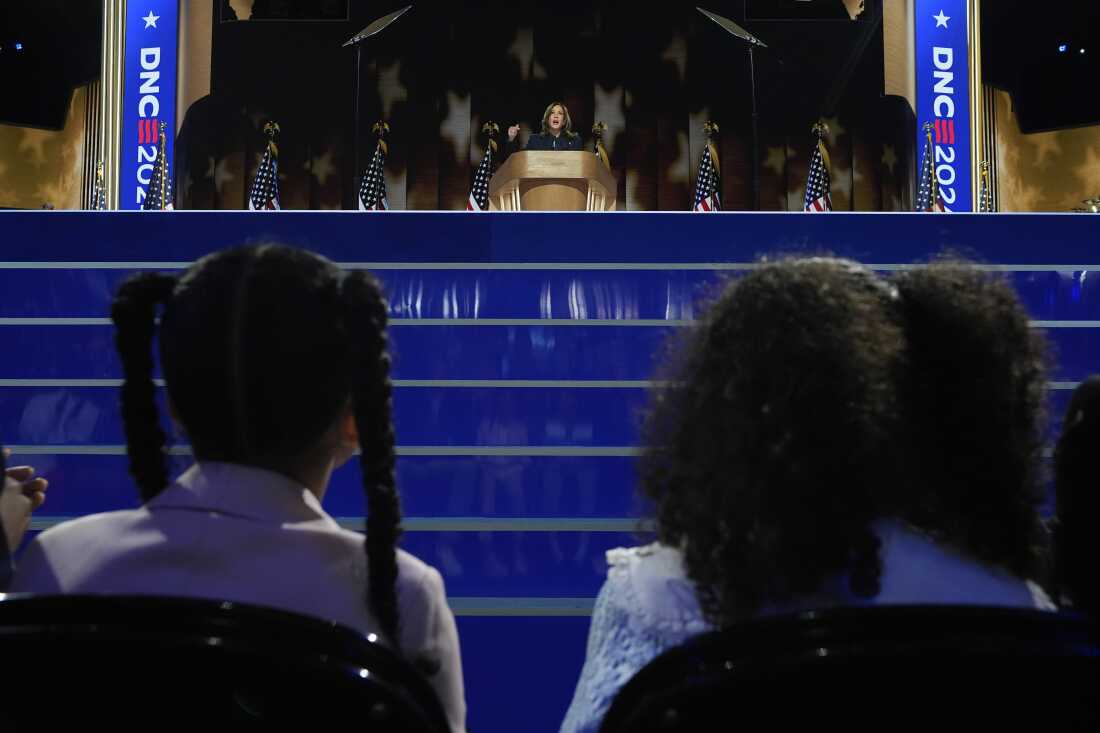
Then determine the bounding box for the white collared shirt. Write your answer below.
[12,461,466,733]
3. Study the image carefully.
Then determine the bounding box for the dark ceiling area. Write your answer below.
[0,0,102,129]
[983,1,1100,133]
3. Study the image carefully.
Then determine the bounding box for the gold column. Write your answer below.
[99,0,127,210]
[883,0,916,113]
[177,0,212,134]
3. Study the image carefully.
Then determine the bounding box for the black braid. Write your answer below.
[341,271,402,647]
[111,273,177,502]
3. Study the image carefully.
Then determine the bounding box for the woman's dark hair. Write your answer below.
[110,244,402,644]
[1053,375,1100,614]
[890,262,1047,580]
[639,259,904,625]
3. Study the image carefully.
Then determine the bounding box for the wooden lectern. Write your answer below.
[488,151,617,211]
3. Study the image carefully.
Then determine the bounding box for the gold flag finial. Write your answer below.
[372,120,390,157]
[482,121,500,153]
[702,121,720,175]
[812,121,832,172]
[263,120,280,158]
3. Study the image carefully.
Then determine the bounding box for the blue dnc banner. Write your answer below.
[914,0,972,212]
[120,1,179,210]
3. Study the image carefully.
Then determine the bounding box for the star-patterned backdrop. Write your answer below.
[170,1,919,211]
[3,2,1100,211]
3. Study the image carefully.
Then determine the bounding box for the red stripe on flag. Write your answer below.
[151,120,158,144]
[948,120,955,145]
[139,120,145,144]
[936,119,943,143]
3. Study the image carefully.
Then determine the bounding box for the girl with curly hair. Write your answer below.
[561,258,1052,733]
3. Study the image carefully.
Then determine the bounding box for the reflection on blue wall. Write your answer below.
[2,211,1098,733]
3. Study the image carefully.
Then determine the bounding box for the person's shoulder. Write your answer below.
[11,509,152,592]
[603,542,707,630]
[395,547,447,599]
[35,508,150,546]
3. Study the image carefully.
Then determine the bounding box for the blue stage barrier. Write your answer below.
[2,210,1097,733]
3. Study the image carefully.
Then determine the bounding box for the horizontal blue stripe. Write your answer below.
[0,382,1078,450]
[0,324,1097,381]
[6,267,1100,321]
[0,324,677,381]
[1,211,1098,265]
[230,383,652,446]
[29,516,650,533]
[8,454,646,519]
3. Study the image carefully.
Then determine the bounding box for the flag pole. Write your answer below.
[748,44,759,211]
[696,8,769,211]
[343,6,412,209]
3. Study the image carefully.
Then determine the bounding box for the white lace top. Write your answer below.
[559,520,1053,733]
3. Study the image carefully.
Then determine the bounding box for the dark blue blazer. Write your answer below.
[523,132,583,151]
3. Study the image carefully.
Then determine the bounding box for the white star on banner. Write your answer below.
[143,11,160,29]
[934,10,950,28]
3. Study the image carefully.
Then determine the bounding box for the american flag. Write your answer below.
[915,122,946,212]
[467,139,495,211]
[248,145,281,210]
[90,161,107,211]
[803,129,833,212]
[358,139,389,211]
[142,124,173,211]
[978,161,993,213]
[693,136,721,212]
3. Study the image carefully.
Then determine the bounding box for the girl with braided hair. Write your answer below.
[12,244,465,732]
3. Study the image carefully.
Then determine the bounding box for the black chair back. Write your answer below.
[0,594,451,729]
[600,605,1100,732]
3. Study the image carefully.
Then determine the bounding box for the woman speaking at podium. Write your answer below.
[506,101,582,152]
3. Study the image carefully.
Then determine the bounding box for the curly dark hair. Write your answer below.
[110,244,403,646]
[889,262,1048,580]
[1053,375,1100,614]
[639,258,905,625]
